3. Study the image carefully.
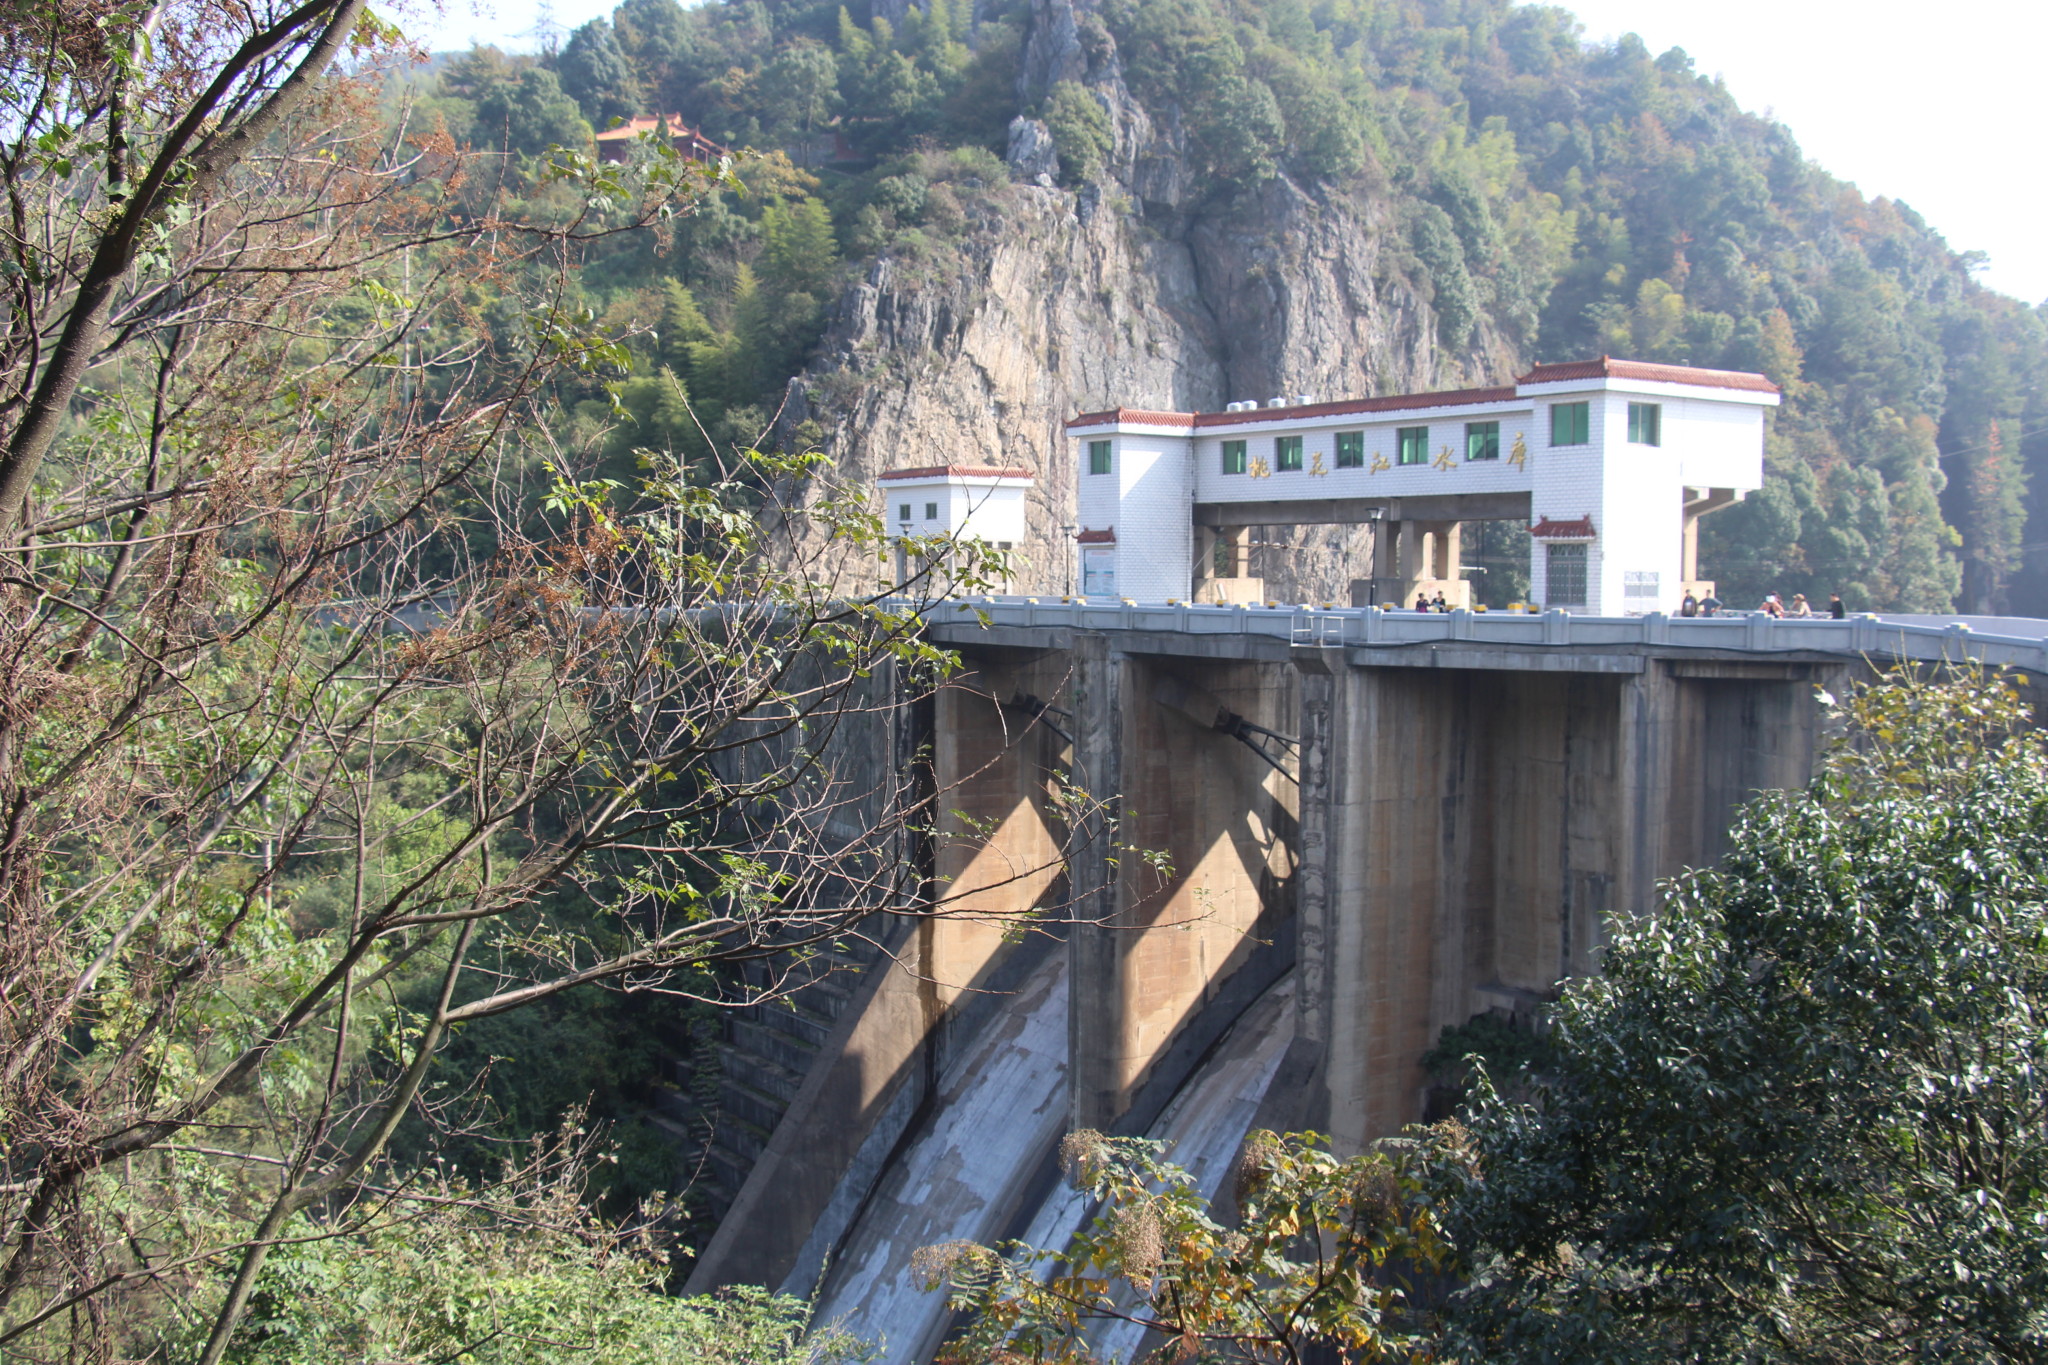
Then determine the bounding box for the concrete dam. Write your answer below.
[682,603,2048,1361]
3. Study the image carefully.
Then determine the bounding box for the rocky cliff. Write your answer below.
[783,0,1527,602]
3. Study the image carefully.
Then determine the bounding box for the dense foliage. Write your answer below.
[0,1,1044,1357]
[412,0,2048,614]
[1442,665,2048,1361]
[922,1128,1452,1362]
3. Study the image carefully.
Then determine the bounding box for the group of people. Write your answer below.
[1400,588,1852,617]
[1680,590,1847,619]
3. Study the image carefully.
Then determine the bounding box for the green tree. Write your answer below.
[217,1121,871,1365]
[556,18,645,126]
[473,67,595,156]
[1413,203,1479,352]
[760,40,841,140]
[1043,81,1112,185]
[760,196,840,299]
[0,6,1036,1359]
[923,1129,1451,1363]
[1441,665,2048,1363]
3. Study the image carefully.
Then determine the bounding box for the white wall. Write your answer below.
[1071,379,1773,610]
[1110,434,1194,600]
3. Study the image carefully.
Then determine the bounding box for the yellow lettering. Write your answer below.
[1369,453,1390,474]
[1249,457,1271,479]
[1508,432,1528,467]
[1432,444,1456,471]
[1309,451,1329,476]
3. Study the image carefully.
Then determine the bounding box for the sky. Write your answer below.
[393,0,2048,306]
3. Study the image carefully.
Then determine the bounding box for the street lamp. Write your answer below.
[1058,524,1076,595]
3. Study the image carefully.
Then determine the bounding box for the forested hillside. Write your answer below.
[409,0,2048,613]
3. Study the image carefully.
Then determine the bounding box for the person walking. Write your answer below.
[1431,590,1449,612]
[1787,593,1813,618]
[1829,592,1846,619]
[1680,592,1699,617]
[1415,591,1430,612]
[1761,593,1783,618]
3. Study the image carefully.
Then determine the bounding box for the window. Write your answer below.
[1465,420,1500,461]
[1396,426,1428,465]
[1222,438,1247,474]
[924,501,938,520]
[1546,543,1588,607]
[1628,401,1661,446]
[1275,435,1303,471]
[897,503,911,522]
[1335,430,1365,468]
[1551,401,1590,447]
[1087,439,1112,474]
[1622,570,1660,610]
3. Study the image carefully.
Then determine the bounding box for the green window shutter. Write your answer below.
[1397,426,1428,464]
[1276,435,1303,471]
[1335,431,1364,467]
[1465,421,1500,460]
[1551,402,1589,446]
[1088,439,1112,474]
[1628,402,1661,446]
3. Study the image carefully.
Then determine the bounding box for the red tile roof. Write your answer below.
[1195,387,1517,427]
[1530,516,1597,539]
[1075,528,1116,544]
[1066,408,1197,429]
[592,116,728,163]
[877,465,1034,481]
[1517,357,1778,394]
[1065,358,1777,431]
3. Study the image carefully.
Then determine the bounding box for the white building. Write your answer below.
[1062,358,1778,614]
[878,464,1034,592]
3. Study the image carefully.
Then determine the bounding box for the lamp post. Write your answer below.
[1058,523,1075,596]
[1360,506,1385,606]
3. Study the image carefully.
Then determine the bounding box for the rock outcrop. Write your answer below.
[788,0,1523,601]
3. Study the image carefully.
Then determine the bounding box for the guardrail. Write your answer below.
[912,597,2048,671]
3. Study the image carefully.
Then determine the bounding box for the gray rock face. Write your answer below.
[1005,116,1058,184]
[790,3,1519,602]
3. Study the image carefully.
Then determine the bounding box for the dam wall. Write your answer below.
[688,606,2048,1347]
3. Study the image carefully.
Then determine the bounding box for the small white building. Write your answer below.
[1063,358,1778,614]
[878,464,1034,592]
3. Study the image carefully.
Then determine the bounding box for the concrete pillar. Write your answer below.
[1375,521,1403,579]
[1324,665,1633,1150]
[1068,633,1125,1130]
[1192,526,1219,593]
[1433,521,1463,581]
[1070,650,1298,1129]
[1223,526,1251,577]
[1291,648,1343,1129]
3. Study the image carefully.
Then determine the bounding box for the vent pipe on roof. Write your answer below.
[1296,393,1313,405]
[1267,397,1286,408]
